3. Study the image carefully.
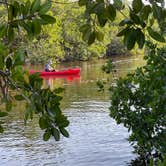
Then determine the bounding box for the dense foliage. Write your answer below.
[0,0,69,141]
[21,1,130,64]
[110,43,166,164]
[78,0,166,164]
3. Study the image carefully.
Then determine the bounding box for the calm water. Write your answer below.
[0,55,144,166]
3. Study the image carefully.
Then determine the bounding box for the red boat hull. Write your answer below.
[29,68,80,76]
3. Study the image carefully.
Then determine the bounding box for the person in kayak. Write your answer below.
[45,59,55,72]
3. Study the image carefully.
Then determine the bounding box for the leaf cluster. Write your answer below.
[109,43,166,162]
[0,0,69,141]
[0,0,55,41]
[78,0,166,49]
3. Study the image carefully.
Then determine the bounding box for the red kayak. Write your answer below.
[29,68,80,76]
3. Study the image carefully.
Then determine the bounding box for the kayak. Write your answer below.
[29,68,81,76]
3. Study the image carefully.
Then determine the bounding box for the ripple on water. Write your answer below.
[0,100,135,166]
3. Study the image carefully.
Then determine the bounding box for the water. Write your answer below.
[0,55,143,166]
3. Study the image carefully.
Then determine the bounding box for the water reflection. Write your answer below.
[42,75,81,90]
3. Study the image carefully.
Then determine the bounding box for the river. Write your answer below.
[0,55,144,166]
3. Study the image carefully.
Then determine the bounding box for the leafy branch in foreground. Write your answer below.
[0,0,69,141]
[78,0,166,48]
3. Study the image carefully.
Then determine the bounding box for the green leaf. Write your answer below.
[153,3,162,21]
[59,128,69,138]
[38,1,51,15]
[20,4,25,16]
[14,95,25,101]
[140,5,151,20]
[113,0,123,10]
[124,28,137,50]
[88,31,96,45]
[6,57,12,69]
[31,0,41,13]
[82,27,91,41]
[24,0,31,16]
[147,27,165,42]
[136,29,145,49]
[117,26,130,37]
[21,21,32,35]
[106,4,116,21]
[52,128,60,141]
[40,15,56,24]
[31,20,41,35]
[132,0,143,13]
[39,116,48,130]
[130,13,141,25]
[13,1,19,17]
[78,0,86,6]
[43,129,51,141]
[93,3,106,16]
[95,30,104,41]
[97,15,107,27]
[8,5,14,21]
[119,19,133,26]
